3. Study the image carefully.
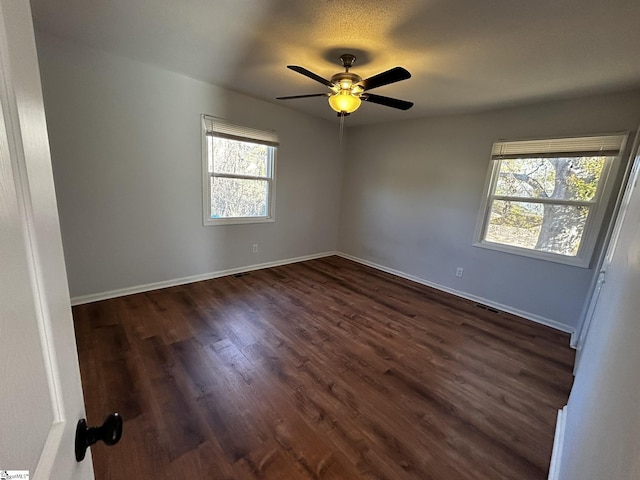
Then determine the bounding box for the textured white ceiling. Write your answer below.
[30,0,640,126]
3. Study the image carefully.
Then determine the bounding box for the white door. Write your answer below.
[0,1,94,479]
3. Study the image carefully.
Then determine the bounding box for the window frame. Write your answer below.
[473,133,628,267]
[201,115,277,226]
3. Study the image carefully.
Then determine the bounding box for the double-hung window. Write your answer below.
[475,133,627,266]
[202,115,277,225]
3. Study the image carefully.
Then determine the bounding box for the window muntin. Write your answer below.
[475,134,627,266]
[202,115,277,225]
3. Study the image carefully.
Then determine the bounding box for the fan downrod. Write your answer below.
[340,54,356,71]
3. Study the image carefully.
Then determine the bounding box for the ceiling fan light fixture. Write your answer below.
[278,54,413,117]
[328,90,361,114]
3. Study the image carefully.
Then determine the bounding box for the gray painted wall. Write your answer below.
[36,31,640,334]
[36,34,343,298]
[557,151,640,479]
[339,92,640,331]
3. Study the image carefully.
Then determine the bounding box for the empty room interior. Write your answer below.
[5,0,640,478]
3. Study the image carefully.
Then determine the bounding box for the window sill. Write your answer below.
[203,216,275,227]
[473,240,592,268]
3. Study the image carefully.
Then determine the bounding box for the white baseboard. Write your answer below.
[71,250,575,337]
[336,252,575,335]
[570,331,578,349]
[548,405,568,480]
[70,251,337,306]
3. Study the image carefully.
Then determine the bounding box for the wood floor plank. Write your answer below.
[74,256,574,479]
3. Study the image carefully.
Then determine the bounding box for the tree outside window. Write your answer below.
[476,134,626,266]
[202,115,277,226]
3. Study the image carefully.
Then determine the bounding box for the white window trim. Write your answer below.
[473,133,629,268]
[201,115,277,226]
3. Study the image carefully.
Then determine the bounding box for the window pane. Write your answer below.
[485,199,589,256]
[212,137,270,177]
[210,177,269,218]
[495,157,607,201]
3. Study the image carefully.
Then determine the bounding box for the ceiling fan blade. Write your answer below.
[360,67,411,91]
[276,93,330,100]
[362,93,414,110]
[287,66,334,88]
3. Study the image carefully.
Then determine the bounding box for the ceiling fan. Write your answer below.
[277,54,414,116]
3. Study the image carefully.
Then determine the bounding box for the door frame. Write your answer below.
[574,126,640,373]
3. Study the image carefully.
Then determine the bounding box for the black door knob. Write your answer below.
[75,413,123,462]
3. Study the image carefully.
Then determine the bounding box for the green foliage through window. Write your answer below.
[486,156,607,257]
[477,133,627,265]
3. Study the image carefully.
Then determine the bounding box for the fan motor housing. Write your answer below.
[330,72,362,89]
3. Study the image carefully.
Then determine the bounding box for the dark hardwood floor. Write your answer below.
[73,256,574,479]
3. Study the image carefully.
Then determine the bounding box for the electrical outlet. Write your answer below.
[252,244,258,253]
[456,267,464,278]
